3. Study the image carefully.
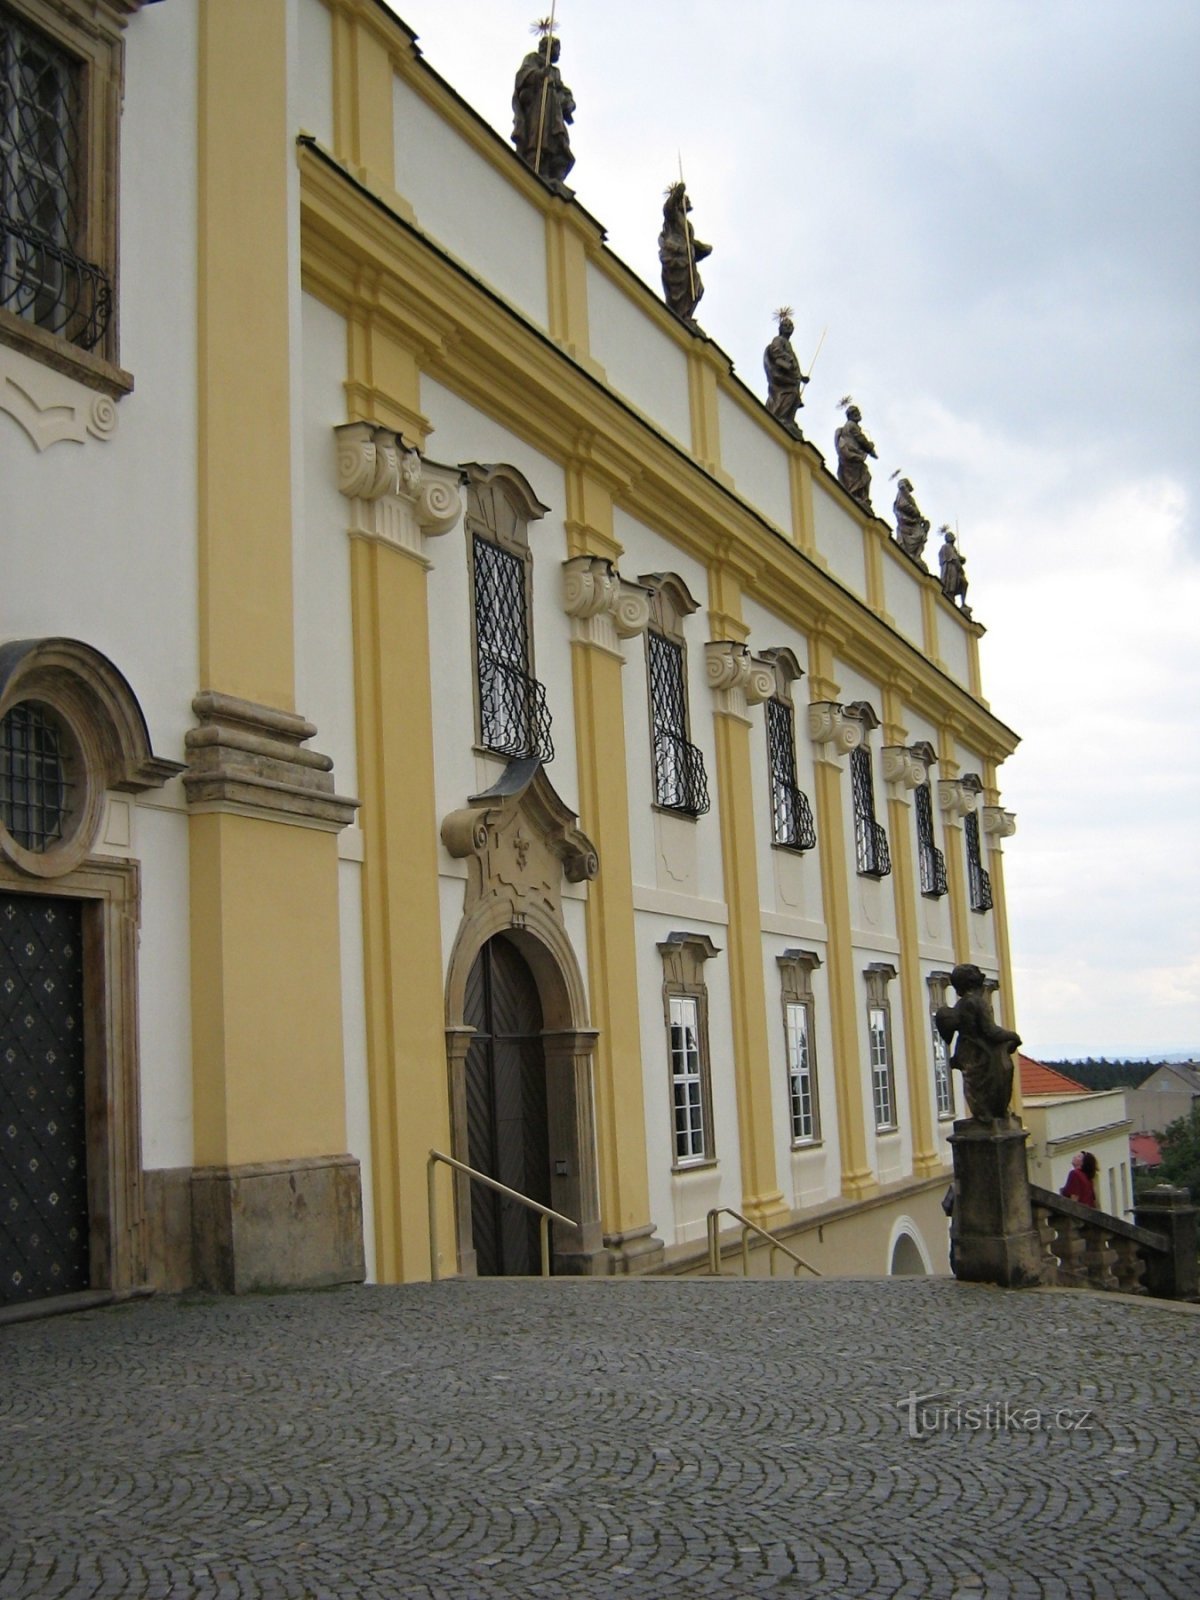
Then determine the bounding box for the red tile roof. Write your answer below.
[1130,1132,1162,1167]
[1019,1054,1090,1097]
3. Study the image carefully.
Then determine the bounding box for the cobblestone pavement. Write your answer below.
[1,1278,1198,1600]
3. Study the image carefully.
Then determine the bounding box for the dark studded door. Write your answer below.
[464,936,551,1276]
[0,893,88,1306]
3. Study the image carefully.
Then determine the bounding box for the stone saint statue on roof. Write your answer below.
[893,477,931,567]
[834,400,877,514]
[937,527,972,618]
[512,23,575,185]
[659,182,711,323]
[764,309,808,431]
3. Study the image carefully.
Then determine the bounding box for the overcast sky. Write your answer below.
[391,1,1199,1059]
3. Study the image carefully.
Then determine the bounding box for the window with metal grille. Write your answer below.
[785,1000,818,1142]
[915,781,947,898]
[0,701,73,851]
[850,744,890,877]
[869,1004,895,1129]
[472,534,554,763]
[965,810,993,912]
[648,630,708,816]
[766,697,815,851]
[0,7,111,351]
[669,994,706,1162]
[931,1013,953,1118]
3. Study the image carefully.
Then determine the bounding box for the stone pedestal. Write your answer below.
[949,1117,1043,1289]
[1134,1185,1198,1301]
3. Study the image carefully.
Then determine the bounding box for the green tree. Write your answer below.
[1156,1107,1200,1200]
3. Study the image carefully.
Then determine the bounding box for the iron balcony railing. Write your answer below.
[0,216,111,351]
[965,812,993,912]
[919,840,948,897]
[478,653,554,764]
[857,817,891,878]
[772,776,816,851]
[653,727,710,816]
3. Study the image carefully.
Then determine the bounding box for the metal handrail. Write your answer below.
[706,1207,822,1280]
[428,1149,577,1281]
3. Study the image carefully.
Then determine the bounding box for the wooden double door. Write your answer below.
[463,935,552,1276]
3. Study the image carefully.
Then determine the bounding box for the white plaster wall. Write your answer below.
[883,550,926,648]
[338,858,375,1281]
[611,507,725,908]
[420,376,577,832]
[585,263,691,447]
[295,0,334,147]
[937,609,972,686]
[296,292,359,795]
[716,391,791,533]
[393,76,548,330]
[635,910,742,1247]
[130,796,194,1169]
[811,483,867,600]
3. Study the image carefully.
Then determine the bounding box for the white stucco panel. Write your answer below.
[716,391,792,532]
[586,262,691,447]
[937,609,972,686]
[811,483,867,599]
[393,75,548,329]
[296,0,334,148]
[883,550,926,648]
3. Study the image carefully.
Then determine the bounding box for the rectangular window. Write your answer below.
[669,994,706,1163]
[932,1012,953,1118]
[869,1004,895,1129]
[472,534,553,762]
[851,744,890,877]
[0,3,115,355]
[965,811,993,912]
[648,631,708,816]
[785,1000,818,1142]
[915,782,947,898]
[767,697,815,851]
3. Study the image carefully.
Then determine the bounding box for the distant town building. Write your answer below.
[1018,1057,1133,1217]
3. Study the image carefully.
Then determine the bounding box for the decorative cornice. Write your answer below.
[705,641,776,722]
[562,556,651,655]
[982,805,1017,839]
[0,340,121,451]
[882,741,937,791]
[335,422,464,562]
[183,692,359,830]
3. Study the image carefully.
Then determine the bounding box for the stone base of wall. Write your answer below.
[190,1155,365,1294]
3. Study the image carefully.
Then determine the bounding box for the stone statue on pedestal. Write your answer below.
[834,401,877,514]
[892,477,930,567]
[937,528,972,618]
[659,182,711,323]
[936,963,1021,1124]
[512,26,575,185]
[763,309,807,430]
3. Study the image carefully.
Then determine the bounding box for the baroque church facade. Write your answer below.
[0,0,1020,1305]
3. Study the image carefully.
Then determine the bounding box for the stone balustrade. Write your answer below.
[1028,1184,1198,1299]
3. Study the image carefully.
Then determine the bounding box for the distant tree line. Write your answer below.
[1041,1059,1172,1091]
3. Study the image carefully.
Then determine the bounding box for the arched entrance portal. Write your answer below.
[464,935,552,1276]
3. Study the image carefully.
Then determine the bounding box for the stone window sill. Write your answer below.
[0,311,133,399]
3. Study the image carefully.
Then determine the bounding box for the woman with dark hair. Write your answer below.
[1062,1151,1098,1207]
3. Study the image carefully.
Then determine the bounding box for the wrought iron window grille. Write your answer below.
[0,11,111,351]
[851,745,891,877]
[767,698,816,851]
[473,534,554,763]
[932,1015,954,1118]
[0,701,73,851]
[965,810,993,912]
[648,631,709,816]
[915,782,948,898]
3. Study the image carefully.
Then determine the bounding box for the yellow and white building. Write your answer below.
[0,0,1022,1304]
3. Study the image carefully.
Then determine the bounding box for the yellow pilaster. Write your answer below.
[329,0,402,206]
[563,470,658,1265]
[983,759,1022,1111]
[864,525,889,619]
[687,347,728,482]
[809,635,877,1199]
[881,686,940,1177]
[546,213,599,373]
[198,0,294,711]
[350,533,450,1281]
[921,585,941,669]
[938,729,971,965]
[788,453,818,559]
[706,569,785,1225]
[192,1,349,1178]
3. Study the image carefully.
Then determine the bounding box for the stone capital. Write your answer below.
[335,422,464,563]
[882,740,937,792]
[705,641,776,723]
[562,556,651,654]
[982,805,1017,839]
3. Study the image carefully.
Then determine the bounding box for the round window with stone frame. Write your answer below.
[0,697,100,878]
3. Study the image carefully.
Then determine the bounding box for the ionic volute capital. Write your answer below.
[982,805,1017,839]
[335,422,464,558]
[562,556,650,651]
